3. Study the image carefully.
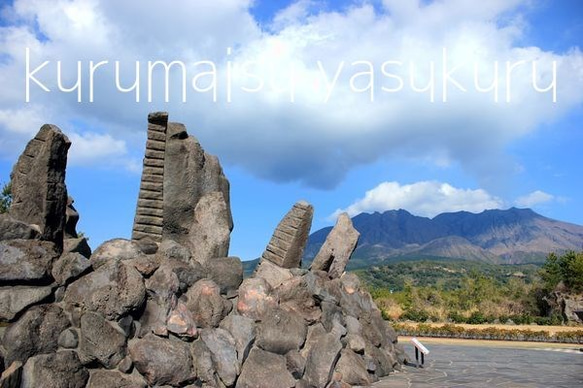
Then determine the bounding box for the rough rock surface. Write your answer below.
[257,307,307,355]
[311,212,360,278]
[206,256,243,297]
[0,214,40,241]
[64,261,146,320]
[79,312,126,368]
[335,349,371,386]
[236,277,277,320]
[304,332,343,387]
[0,285,53,321]
[236,347,296,388]
[2,304,70,365]
[187,192,231,266]
[260,201,314,269]
[51,252,91,285]
[129,335,194,386]
[166,300,198,339]
[90,238,143,269]
[185,279,231,328]
[0,239,59,282]
[86,370,146,388]
[253,258,293,288]
[21,351,89,388]
[63,236,92,258]
[9,124,70,247]
[163,121,233,247]
[64,196,79,237]
[200,328,239,387]
[0,361,23,388]
[0,113,403,388]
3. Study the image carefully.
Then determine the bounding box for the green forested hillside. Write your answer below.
[356,259,540,292]
[358,253,583,325]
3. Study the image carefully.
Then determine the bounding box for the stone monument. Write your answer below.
[0,113,406,388]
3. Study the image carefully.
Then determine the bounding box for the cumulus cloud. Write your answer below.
[0,0,582,189]
[514,190,555,207]
[332,181,504,218]
[67,131,138,172]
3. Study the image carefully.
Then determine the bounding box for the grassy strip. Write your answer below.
[393,323,583,344]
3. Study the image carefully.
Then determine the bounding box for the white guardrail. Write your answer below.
[411,337,429,368]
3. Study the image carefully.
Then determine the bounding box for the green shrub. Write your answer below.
[447,311,466,323]
[402,309,430,322]
[467,311,488,324]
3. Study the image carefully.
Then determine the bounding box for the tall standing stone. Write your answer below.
[132,112,168,242]
[310,213,360,278]
[132,113,233,263]
[9,124,70,247]
[163,122,232,249]
[260,201,313,269]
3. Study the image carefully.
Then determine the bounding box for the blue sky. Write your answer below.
[0,0,582,260]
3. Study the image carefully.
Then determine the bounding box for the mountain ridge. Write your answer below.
[303,207,583,266]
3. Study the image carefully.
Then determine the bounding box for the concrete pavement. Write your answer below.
[371,340,583,387]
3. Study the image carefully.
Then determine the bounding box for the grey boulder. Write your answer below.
[200,328,239,387]
[129,334,194,386]
[2,304,70,365]
[0,240,58,282]
[256,307,307,355]
[0,214,40,241]
[186,192,231,266]
[64,261,146,320]
[21,351,88,388]
[304,332,342,387]
[334,349,371,386]
[79,312,126,368]
[0,285,53,322]
[236,277,277,321]
[219,314,256,364]
[184,279,231,328]
[236,347,296,388]
[206,256,243,297]
[51,252,91,285]
[90,239,143,270]
[86,370,146,388]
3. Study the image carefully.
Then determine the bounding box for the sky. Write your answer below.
[0,0,582,261]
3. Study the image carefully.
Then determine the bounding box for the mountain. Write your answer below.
[304,208,583,267]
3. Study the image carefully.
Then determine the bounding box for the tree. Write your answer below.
[560,251,583,293]
[540,252,562,292]
[0,181,11,213]
[540,251,583,293]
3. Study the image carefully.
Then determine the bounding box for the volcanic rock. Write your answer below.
[310,213,359,278]
[9,124,70,247]
[129,334,194,386]
[260,201,313,269]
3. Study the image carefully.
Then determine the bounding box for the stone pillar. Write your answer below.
[260,201,314,269]
[310,212,360,278]
[9,124,70,248]
[132,112,168,242]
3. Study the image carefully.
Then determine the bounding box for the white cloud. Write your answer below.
[67,132,142,172]
[514,190,555,208]
[68,131,138,172]
[332,181,504,218]
[0,0,582,189]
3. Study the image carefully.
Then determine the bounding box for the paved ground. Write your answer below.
[373,339,583,387]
